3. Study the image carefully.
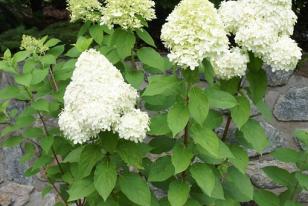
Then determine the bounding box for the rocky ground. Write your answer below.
[0,60,308,205]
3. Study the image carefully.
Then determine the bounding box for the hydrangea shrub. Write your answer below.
[0,0,307,206]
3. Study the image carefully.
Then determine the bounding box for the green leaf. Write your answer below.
[111,29,135,59]
[247,67,267,103]
[94,160,117,201]
[40,136,54,153]
[240,119,269,153]
[168,181,190,206]
[13,51,31,63]
[31,155,53,171]
[40,55,56,65]
[125,69,144,89]
[0,86,25,99]
[295,172,308,190]
[143,75,182,97]
[137,47,165,71]
[2,136,24,147]
[117,141,150,169]
[256,100,273,122]
[79,145,103,178]
[4,49,11,59]
[136,29,156,47]
[262,166,294,186]
[148,156,175,182]
[65,47,81,58]
[68,178,95,201]
[184,199,201,206]
[229,145,248,174]
[149,137,176,154]
[44,38,61,47]
[167,101,190,137]
[89,25,104,44]
[190,164,216,197]
[204,88,237,109]
[231,95,250,128]
[15,73,32,87]
[75,36,93,52]
[171,143,193,174]
[31,68,49,85]
[63,146,84,163]
[32,99,49,112]
[224,167,253,202]
[119,174,151,206]
[149,113,171,136]
[253,189,280,206]
[272,148,303,163]
[188,87,209,125]
[20,143,35,163]
[294,129,308,146]
[190,125,220,157]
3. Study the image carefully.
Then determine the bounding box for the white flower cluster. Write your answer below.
[67,0,103,22]
[161,0,249,79]
[211,48,249,79]
[218,0,302,71]
[161,0,229,70]
[58,49,149,144]
[101,0,156,29]
[20,35,49,54]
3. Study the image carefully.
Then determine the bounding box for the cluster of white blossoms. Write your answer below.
[58,49,149,144]
[67,0,103,22]
[161,0,249,79]
[161,0,229,70]
[218,0,302,71]
[20,35,49,54]
[211,48,249,79]
[101,0,156,29]
[67,0,156,29]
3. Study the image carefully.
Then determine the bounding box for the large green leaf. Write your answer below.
[188,87,209,125]
[137,47,166,71]
[271,148,303,163]
[89,25,104,45]
[190,125,220,157]
[253,189,280,206]
[229,145,248,174]
[136,29,156,47]
[111,29,136,59]
[168,181,190,206]
[119,174,151,206]
[15,73,32,87]
[167,101,190,137]
[295,172,308,190]
[117,141,150,169]
[79,145,103,178]
[148,156,174,182]
[231,95,250,128]
[94,160,117,201]
[68,178,95,201]
[148,113,171,136]
[190,164,216,197]
[262,166,294,187]
[224,167,253,202]
[240,119,269,153]
[143,75,182,97]
[75,36,93,52]
[63,146,85,163]
[171,143,193,174]
[294,129,308,147]
[204,88,237,109]
[247,64,267,103]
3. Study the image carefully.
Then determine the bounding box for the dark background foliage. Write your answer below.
[0,0,307,52]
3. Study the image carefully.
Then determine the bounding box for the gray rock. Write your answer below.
[273,87,308,121]
[0,182,34,206]
[25,191,56,206]
[0,146,32,185]
[247,159,297,189]
[264,65,293,87]
[299,191,308,203]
